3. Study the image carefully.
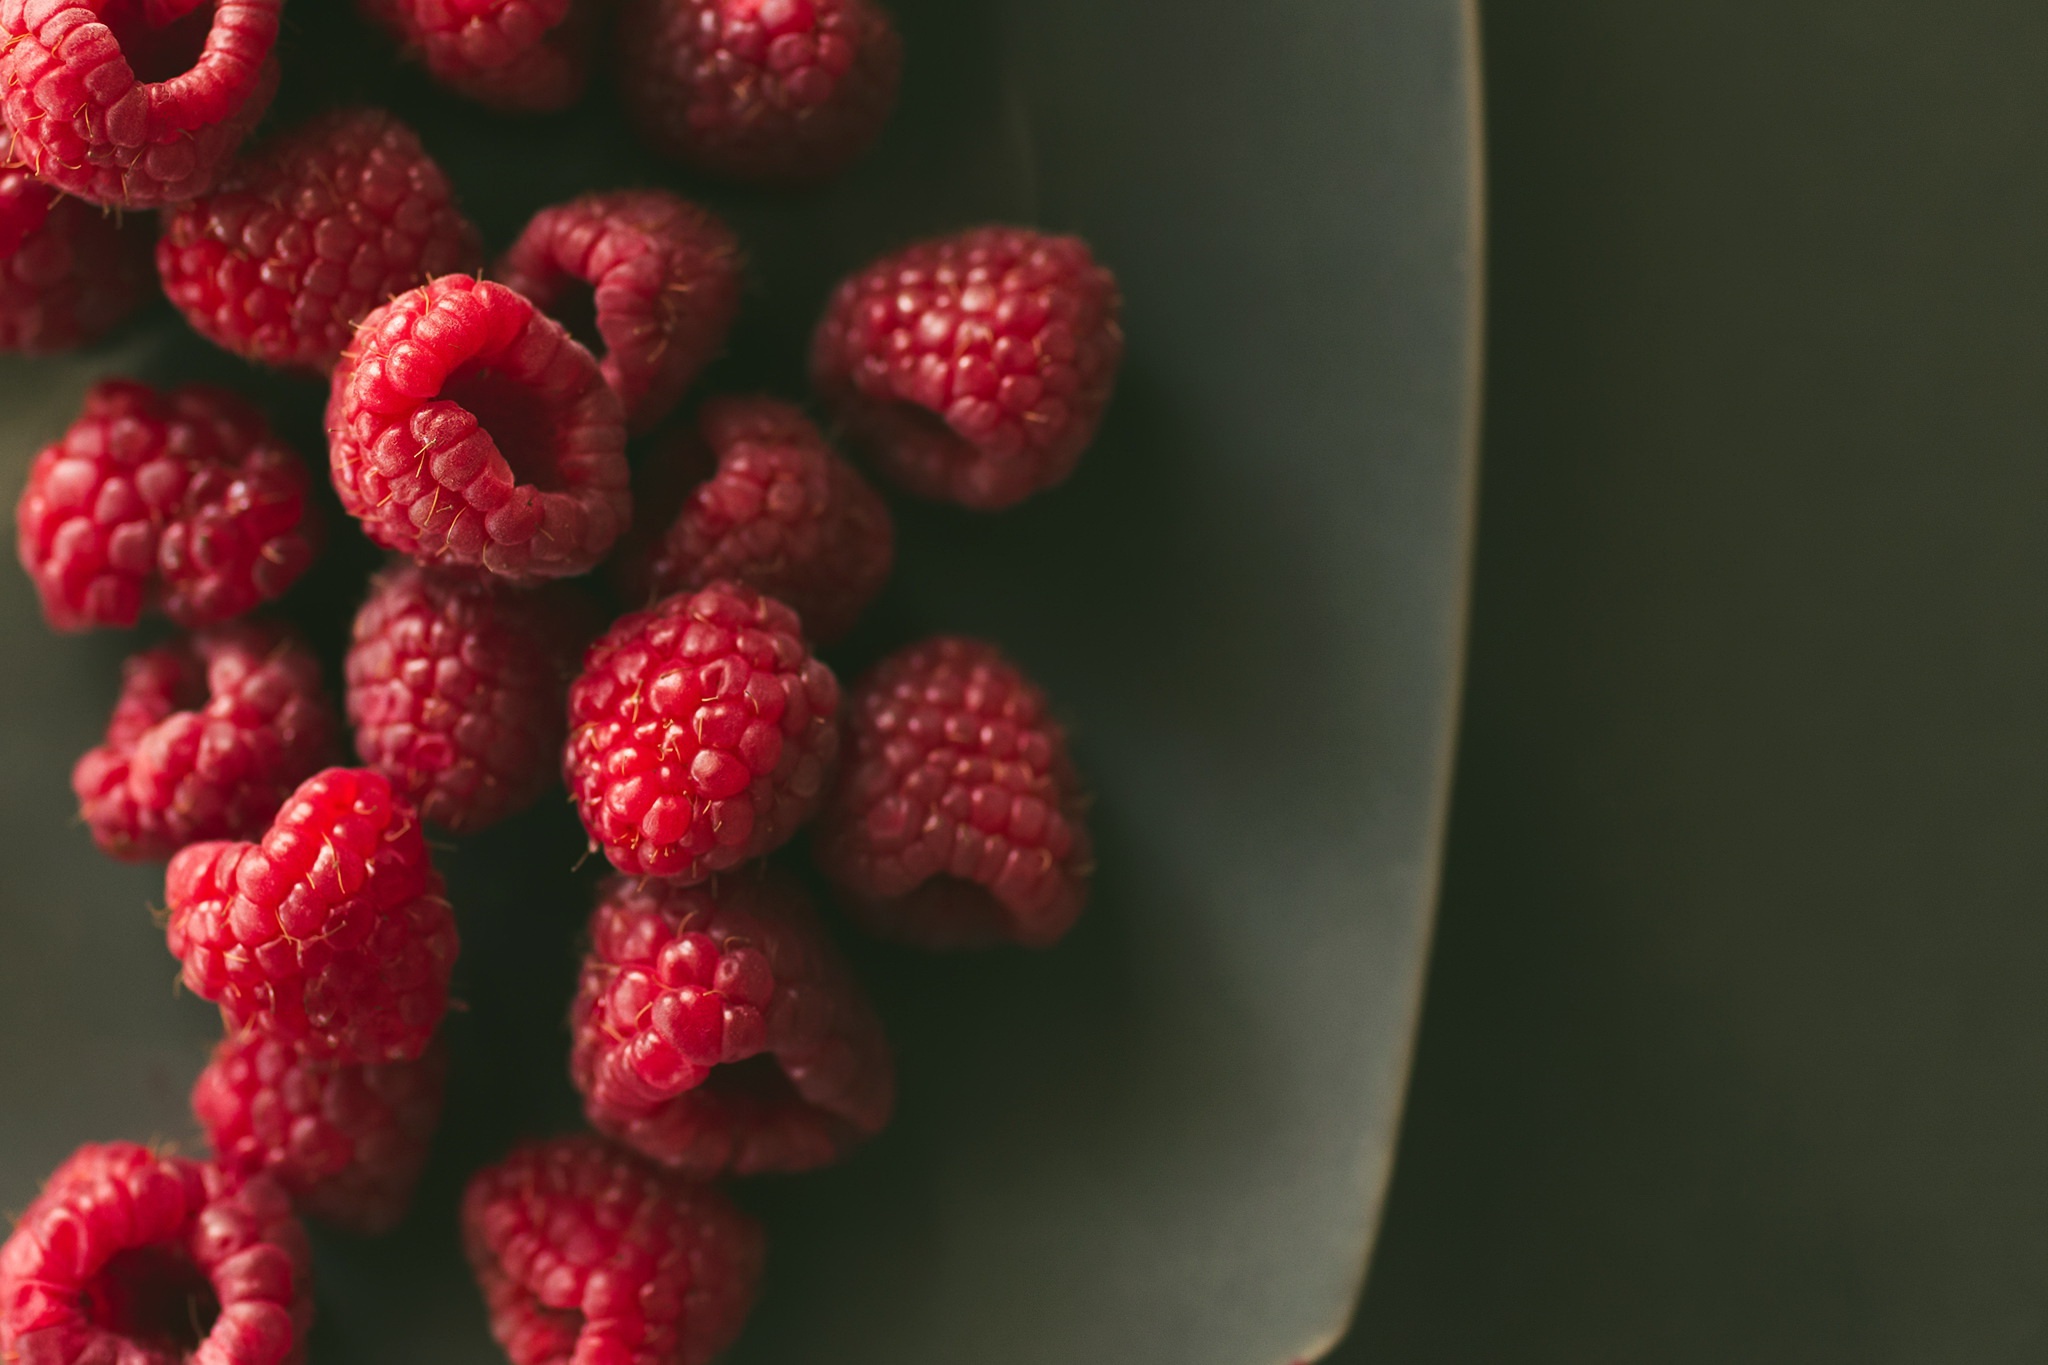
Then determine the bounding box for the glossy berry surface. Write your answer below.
[358,0,597,113]
[0,129,152,353]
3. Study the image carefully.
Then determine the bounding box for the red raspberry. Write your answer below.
[346,562,589,834]
[0,129,151,353]
[194,1033,448,1237]
[15,379,318,632]
[358,0,598,114]
[165,767,458,1063]
[72,621,341,862]
[0,1141,312,1365]
[811,226,1125,509]
[494,191,740,434]
[816,636,1091,948]
[0,0,282,209]
[618,0,902,186]
[565,582,839,879]
[326,274,631,583]
[462,1136,762,1365]
[158,108,483,375]
[639,397,892,645]
[571,870,894,1175]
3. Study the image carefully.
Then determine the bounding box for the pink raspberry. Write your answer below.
[0,128,152,353]
[346,562,590,834]
[158,108,484,375]
[358,0,600,113]
[0,1141,312,1365]
[564,581,839,879]
[193,1033,448,1237]
[811,226,1125,509]
[165,767,458,1063]
[571,870,894,1175]
[619,0,902,185]
[72,620,342,861]
[327,274,631,583]
[463,1136,762,1365]
[0,0,282,209]
[816,636,1091,948]
[494,190,741,433]
[15,378,319,632]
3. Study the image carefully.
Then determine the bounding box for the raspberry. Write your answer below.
[0,129,151,353]
[72,620,341,862]
[0,1141,312,1365]
[358,0,598,114]
[618,0,903,185]
[326,274,631,583]
[810,226,1125,509]
[346,562,589,834]
[464,1139,761,1365]
[571,870,894,1175]
[193,1033,447,1237]
[815,636,1091,948]
[165,767,458,1063]
[15,379,319,632]
[158,108,484,375]
[564,581,839,880]
[494,191,740,434]
[0,0,282,209]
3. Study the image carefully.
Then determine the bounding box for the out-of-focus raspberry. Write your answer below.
[165,767,458,1063]
[0,0,282,209]
[346,562,590,833]
[0,1141,312,1365]
[463,1136,763,1365]
[0,129,152,353]
[816,636,1091,948]
[358,0,600,113]
[494,191,740,433]
[811,226,1125,509]
[194,1033,448,1237]
[326,274,631,583]
[619,0,902,186]
[158,108,483,375]
[15,379,319,632]
[564,581,839,880]
[73,620,342,861]
[571,870,894,1175]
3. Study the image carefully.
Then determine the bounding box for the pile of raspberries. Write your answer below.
[0,3,1124,1365]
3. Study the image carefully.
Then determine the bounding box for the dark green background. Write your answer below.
[1337,3,2046,1359]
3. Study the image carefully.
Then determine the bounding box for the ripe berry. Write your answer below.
[15,379,319,632]
[811,226,1125,509]
[346,562,589,834]
[564,581,839,880]
[327,274,631,583]
[0,0,283,209]
[194,1033,448,1237]
[0,1142,312,1365]
[359,0,599,113]
[165,767,458,1064]
[73,620,342,861]
[159,108,483,375]
[619,0,903,185]
[0,129,151,353]
[572,870,894,1175]
[494,190,741,433]
[816,636,1091,948]
[463,1136,763,1365]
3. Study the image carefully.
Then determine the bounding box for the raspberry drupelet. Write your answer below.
[73,620,342,861]
[358,0,599,114]
[811,226,1125,509]
[165,767,458,1064]
[564,581,839,880]
[346,562,590,834]
[619,0,903,186]
[159,108,484,375]
[15,379,319,632]
[0,130,152,353]
[494,191,741,434]
[816,636,1091,948]
[0,1142,312,1365]
[571,870,894,1175]
[0,0,283,209]
[463,1137,763,1365]
[327,274,631,582]
[194,1033,448,1237]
